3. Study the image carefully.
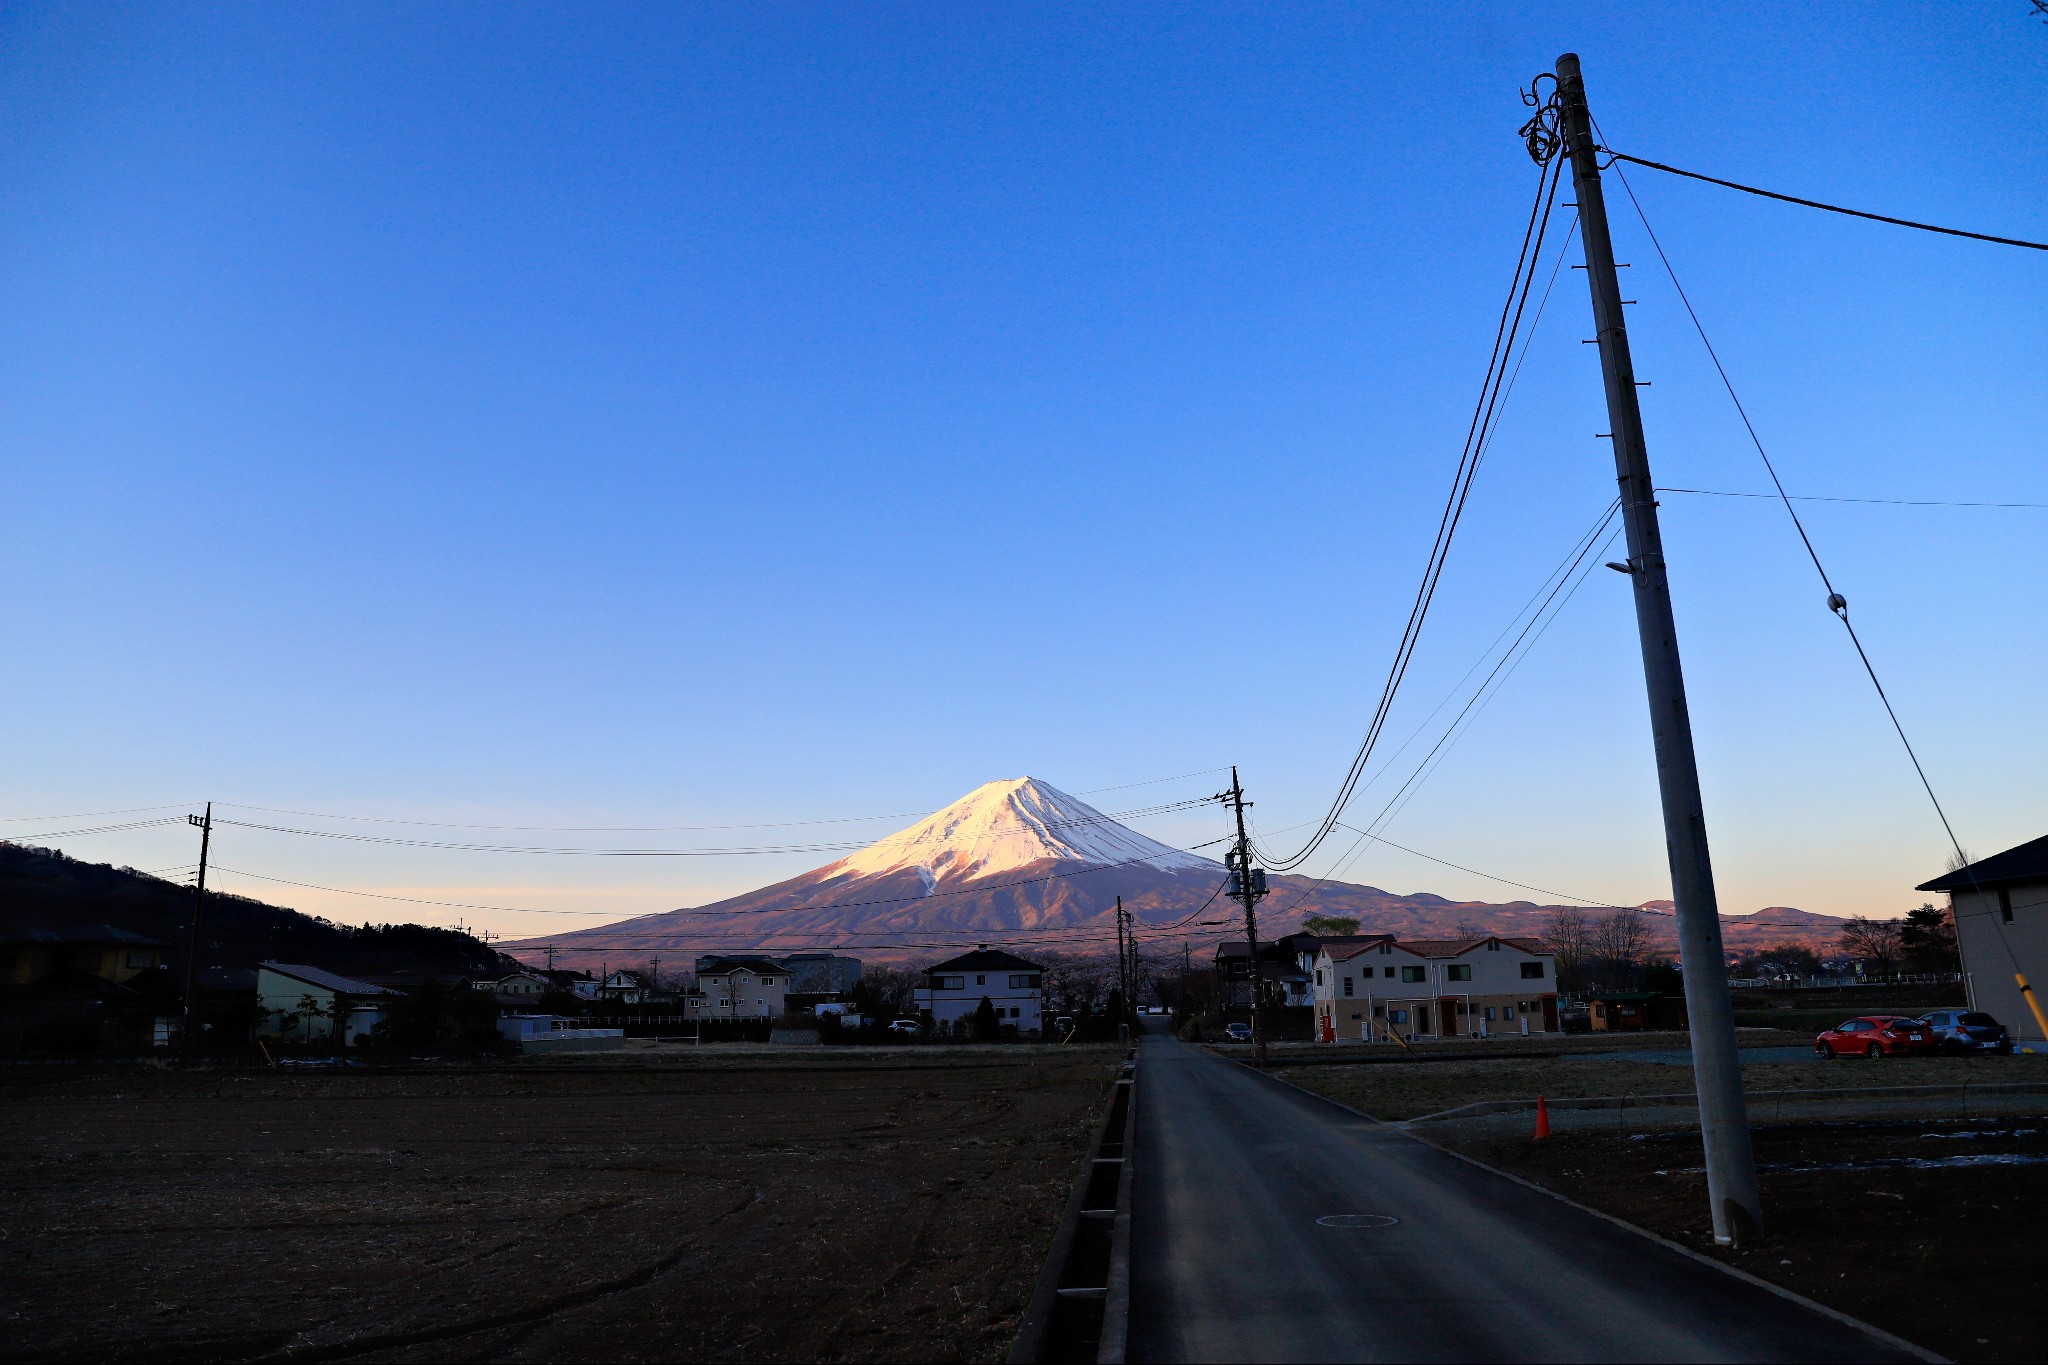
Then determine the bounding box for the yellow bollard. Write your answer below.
[2016,973,2048,1048]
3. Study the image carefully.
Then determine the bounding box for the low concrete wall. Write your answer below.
[521,1029,625,1054]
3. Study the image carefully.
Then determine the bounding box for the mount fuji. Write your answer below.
[504,776,1850,971]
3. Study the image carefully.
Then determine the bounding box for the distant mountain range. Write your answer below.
[505,777,1854,972]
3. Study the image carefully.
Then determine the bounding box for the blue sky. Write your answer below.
[2,3,2042,937]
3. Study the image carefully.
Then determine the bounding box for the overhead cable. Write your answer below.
[1600,149,2048,252]
[1263,152,1569,872]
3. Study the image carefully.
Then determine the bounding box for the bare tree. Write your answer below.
[1545,907,1591,992]
[1840,916,1905,976]
[1593,908,1649,988]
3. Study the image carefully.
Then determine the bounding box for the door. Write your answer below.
[1414,1003,1431,1035]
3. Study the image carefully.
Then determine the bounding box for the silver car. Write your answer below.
[1914,1009,2013,1055]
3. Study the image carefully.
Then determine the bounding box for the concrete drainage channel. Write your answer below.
[1009,1052,1137,1364]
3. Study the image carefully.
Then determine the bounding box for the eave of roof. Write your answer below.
[1916,833,2048,892]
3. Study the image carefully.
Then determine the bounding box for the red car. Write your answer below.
[1814,1015,1940,1059]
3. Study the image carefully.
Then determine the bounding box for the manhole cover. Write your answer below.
[1315,1214,1400,1228]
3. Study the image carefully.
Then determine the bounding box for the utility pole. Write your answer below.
[1223,767,1270,1066]
[179,803,212,1056]
[542,945,558,972]
[1543,52,1762,1244]
[1114,895,1130,1040]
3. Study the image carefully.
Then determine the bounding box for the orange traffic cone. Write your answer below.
[1533,1095,1551,1140]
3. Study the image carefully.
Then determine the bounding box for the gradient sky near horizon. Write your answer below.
[2,3,2043,941]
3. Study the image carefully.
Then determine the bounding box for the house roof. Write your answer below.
[698,956,786,976]
[1396,936,1547,957]
[0,925,167,948]
[924,947,1044,974]
[1917,834,2048,892]
[258,962,399,996]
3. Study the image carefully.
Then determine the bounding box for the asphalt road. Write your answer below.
[1127,1023,1922,1364]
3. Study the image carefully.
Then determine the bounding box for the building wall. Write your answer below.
[688,970,788,1018]
[1955,882,2048,1041]
[1314,944,1559,1041]
[914,972,1043,1030]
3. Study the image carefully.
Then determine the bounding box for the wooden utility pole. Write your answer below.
[1225,768,1270,1066]
[1549,51,1762,1243]
[179,803,212,1055]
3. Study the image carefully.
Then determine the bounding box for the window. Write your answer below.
[1520,962,1545,979]
[1316,968,1326,986]
[1447,965,1472,982]
[1400,966,1425,984]
[124,952,155,969]
[1008,974,1039,989]
[2000,888,2014,923]
[937,975,965,991]
[1504,1005,1517,1020]
[1389,1009,1408,1024]
[1372,1004,1386,1016]
[1486,941,1500,951]
[1342,977,1354,997]
[1484,1006,1496,1021]
[1383,966,1395,978]
[975,974,986,985]
[761,976,774,985]
[1378,943,1392,955]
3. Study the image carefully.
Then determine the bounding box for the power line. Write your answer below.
[1603,146,2039,997]
[1601,149,2048,252]
[1265,151,1570,872]
[206,796,1213,859]
[0,817,185,842]
[0,803,193,823]
[1659,487,2048,511]
[204,769,1227,832]
[1261,498,1623,913]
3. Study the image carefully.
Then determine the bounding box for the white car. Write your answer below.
[887,1019,922,1036]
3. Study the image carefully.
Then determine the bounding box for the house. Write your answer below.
[914,946,1045,1035]
[1213,939,1315,1009]
[256,963,399,1045]
[0,926,175,1053]
[688,957,789,1018]
[1919,834,2048,1043]
[1582,991,1687,1032]
[778,952,863,1008]
[1312,936,1559,1042]
[480,970,550,1007]
[0,925,167,987]
[595,970,653,1003]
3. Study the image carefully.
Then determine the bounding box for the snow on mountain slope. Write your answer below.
[823,777,1216,884]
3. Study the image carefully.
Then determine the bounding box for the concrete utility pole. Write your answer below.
[1224,768,1270,1067]
[1115,895,1134,1040]
[1551,51,1762,1243]
[179,803,212,1056]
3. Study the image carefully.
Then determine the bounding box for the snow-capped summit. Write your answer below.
[823,776,1216,886]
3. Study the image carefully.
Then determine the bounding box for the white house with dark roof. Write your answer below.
[1312,936,1557,1043]
[1919,834,2048,1043]
[915,945,1045,1034]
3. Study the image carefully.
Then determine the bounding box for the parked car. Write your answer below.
[1814,1015,1940,1059]
[1915,1009,2013,1055]
[1224,1022,1254,1043]
[886,1018,921,1036]
[1053,1015,1075,1037]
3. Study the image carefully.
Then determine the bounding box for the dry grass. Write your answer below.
[1283,1049,2048,1121]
